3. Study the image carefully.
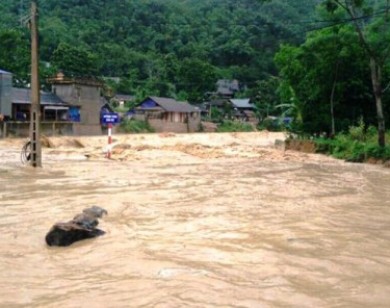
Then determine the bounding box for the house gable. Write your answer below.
[139,96,198,113]
[229,98,253,110]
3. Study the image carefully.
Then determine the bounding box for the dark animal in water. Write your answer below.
[45,206,108,247]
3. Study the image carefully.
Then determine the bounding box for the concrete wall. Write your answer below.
[134,111,201,133]
[72,123,102,136]
[0,122,74,138]
[0,121,104,138]
[148,116,201,133]
[53,83,101,126]
[0,72,12,117]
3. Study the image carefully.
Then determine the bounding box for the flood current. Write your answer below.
[1,146,390,307]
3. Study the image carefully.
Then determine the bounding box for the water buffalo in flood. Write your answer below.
[45,206,107,247]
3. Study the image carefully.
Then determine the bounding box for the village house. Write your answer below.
[111,94,135,108]
[215,79,240,98]
[129,96,201,133]
[47,72,104,135]
[0,70,76,137]
[229,98,257,124]
[0,70,105,137]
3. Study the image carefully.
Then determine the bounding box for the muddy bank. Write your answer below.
[285,138,390,167]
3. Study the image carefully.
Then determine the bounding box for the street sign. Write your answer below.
[101,113,120,125]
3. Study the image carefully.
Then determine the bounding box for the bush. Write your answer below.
[313,127,390,163]
[258,117,285,132]
[216,120,255,132]
[364,145,390,159]
[348,117,365,142]
[118,119,155,133]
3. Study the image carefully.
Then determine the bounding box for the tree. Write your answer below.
[0,29,30,86]
[275,25,373,135]
[50,42,101,77]
[250,77,280,121]
[177,58,217,103]
[324,0,390,146]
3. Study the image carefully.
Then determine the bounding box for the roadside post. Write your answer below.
[101,113,119,159]
[107,123,113,159]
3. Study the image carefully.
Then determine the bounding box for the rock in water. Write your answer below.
[83,205,108,218]
[45,206,107,247]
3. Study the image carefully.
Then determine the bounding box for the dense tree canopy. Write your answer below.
[0,0,318,101]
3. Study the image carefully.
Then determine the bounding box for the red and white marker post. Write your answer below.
[106,123,113,159]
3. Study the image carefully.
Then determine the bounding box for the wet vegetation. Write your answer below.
[314,123,390,163]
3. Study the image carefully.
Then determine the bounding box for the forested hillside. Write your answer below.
[0,0,318,98]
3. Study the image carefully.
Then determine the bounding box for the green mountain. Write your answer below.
[0,0,318,100]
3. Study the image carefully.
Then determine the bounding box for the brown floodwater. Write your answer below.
[1,134,390,307]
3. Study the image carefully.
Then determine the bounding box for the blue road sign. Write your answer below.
[101,113,120,125]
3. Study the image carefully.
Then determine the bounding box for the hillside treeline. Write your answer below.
[0,0,389,142]
[0,0,317,98]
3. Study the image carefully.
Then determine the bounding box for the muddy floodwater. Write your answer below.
[1,132,390,307]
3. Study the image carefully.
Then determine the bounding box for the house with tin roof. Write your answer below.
[129,96,201,133]
[0,69,109,137]
[0,69,76,122]
[229,98,257,123]
[11,87,73,122]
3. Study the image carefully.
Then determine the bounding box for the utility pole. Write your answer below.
[29,0,42,167]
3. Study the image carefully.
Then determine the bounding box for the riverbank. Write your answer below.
[285,138,390,168]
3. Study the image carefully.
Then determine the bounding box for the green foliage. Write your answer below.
[258,117,288,132]
[50,43,101,77]
[275,24,377,134]
[118,119,155,134]
[250,77,280,120]
[207,106,224,123]
[0,28,29,86]
[348,117,366,142]
[0,0,319,97]
[216,120,255,132]
[314,124,390,162]
[177,58,216,103]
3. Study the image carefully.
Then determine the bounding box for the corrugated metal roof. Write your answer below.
[148,96,198,113]
[230,98,253,109]
[12,87,67,106]
[0,69,12,75]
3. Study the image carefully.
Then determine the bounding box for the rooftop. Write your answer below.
[12,87,69,106]
[0,69,12,75]
[144,96,198,113]
[229,98,253,109]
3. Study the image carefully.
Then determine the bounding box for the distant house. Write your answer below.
[111,94,135,108]
[0,70,108,137]
[229,98,253,110]
[48,72,104,135]
[200,99,233,118]
[0,69,74,122]
[202,79,242,118]
[229,98,257,123]
[216,79,240,98]
[130,96,201,133]
[12,88,72,122]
